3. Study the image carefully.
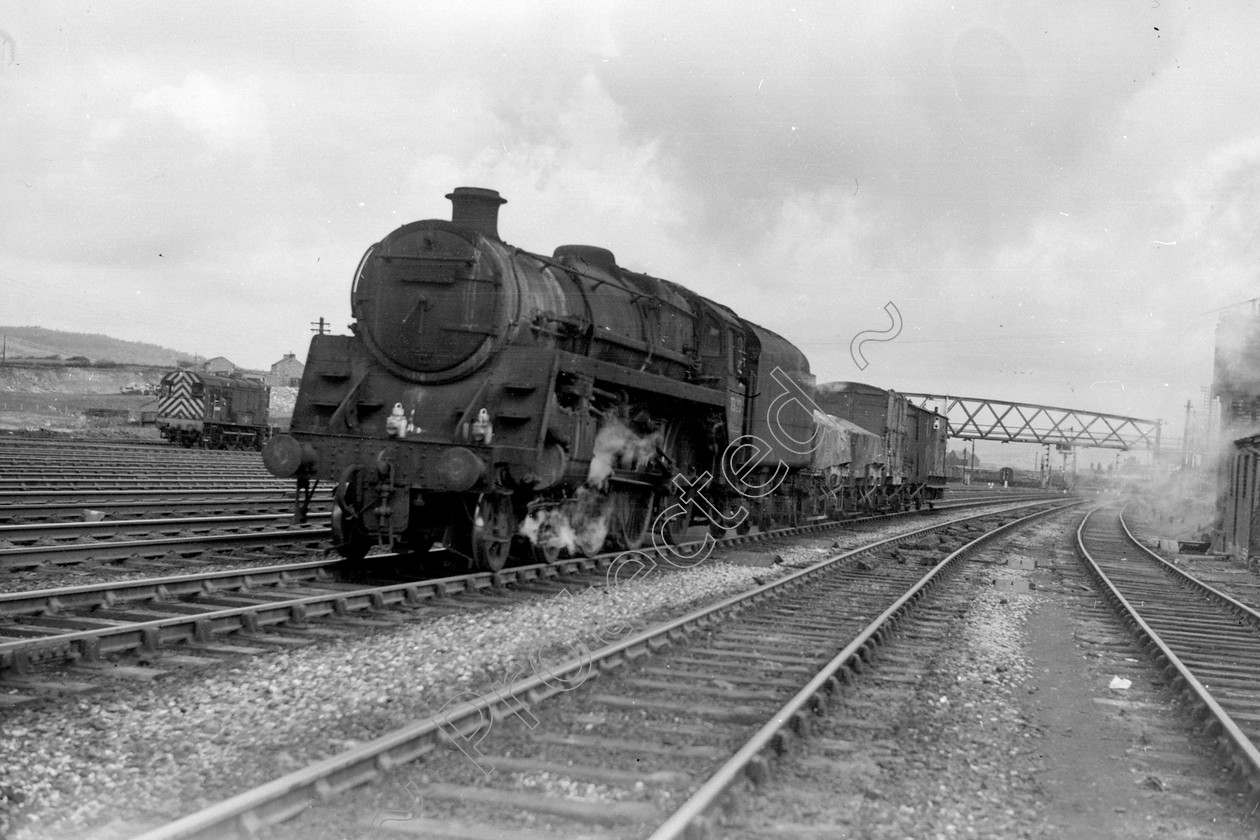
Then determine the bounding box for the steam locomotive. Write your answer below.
[262,187,945,570]
[155,369,271,450]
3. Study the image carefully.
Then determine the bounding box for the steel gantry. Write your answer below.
[901,393,1160,451]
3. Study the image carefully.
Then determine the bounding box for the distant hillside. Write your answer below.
[0,327,195,367]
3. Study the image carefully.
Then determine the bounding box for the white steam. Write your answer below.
[587,418,661,489]
[519,417,661,556]
[519,486,613,555]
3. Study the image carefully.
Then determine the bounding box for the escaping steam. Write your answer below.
[519,418,662,556]
[587,418,662,489]
[519,486,613,556]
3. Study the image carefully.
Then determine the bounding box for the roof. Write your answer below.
[815,381,884,396]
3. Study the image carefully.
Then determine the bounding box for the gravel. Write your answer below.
[0,500,1038,839]
[731,544,1045,840]
[0,561,776,839]
[0,553,333,596]
[727,513,1260,839]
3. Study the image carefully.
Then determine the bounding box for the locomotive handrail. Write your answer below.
[515,246,643,296]
[349,243,375,312]
[514,246,698,319]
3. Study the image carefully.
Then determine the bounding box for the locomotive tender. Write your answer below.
[262,187,945,570]
[155,369,271,450]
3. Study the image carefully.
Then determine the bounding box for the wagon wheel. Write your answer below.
[706,497,748,539]
[518,510,562,564]
[573,504,610,558]
[655,491,691,546]
[529,538,561,564]
[468,495,516,573]
[331,467,373,563]
[609,490,654,551]
[765,497,796,530]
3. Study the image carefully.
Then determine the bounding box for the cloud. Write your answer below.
[399,71,698,269]
[1,0,1255,421]
[1175,137,1260,279]
[596,1,1185,257]
[132,71,270,155]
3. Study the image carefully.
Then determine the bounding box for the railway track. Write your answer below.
[0,465,268,480]
[0,498,1056,703]
[0,485,301,518]
[0,513,331,546]
[0,489,1036,573]
[0,437,290,517]
[120,498,1076,840]
[0,524,332,572]
[1076,505,1260,800]
[0,488,330,524]
[0,434,169,448]
[0,440,252,457]
[0,451,266,471]
[0,477,286,492]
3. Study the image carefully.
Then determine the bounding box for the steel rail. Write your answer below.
[1115,511,1260,625]
[0,512,331,544]
[0,559,341,619]
[124,498,1071,840]
[0,487,308,508]
[0,469,267,481]
[1075,505,1260,797]
[0,488,1030,512]
[647,500,1075,839]
[0,547,605,673]
[0,439,173,452]
[0,494,1045,613]
[0,496,1057,662]
[0,493,1040,570]
[0,452,262,463]
[0,497,1057,667]
[0,527,331,572]
[0,497,323,524]
[0,457,264,467]
[0,478,285,490]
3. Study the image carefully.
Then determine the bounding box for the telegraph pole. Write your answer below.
[310,317,329,335]
[1182,399,1195,467]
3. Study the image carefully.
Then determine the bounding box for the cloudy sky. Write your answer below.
[4,1,1258,459]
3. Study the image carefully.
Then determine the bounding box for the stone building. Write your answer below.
[1214,303,1260,562]
[267,352,305,388]
[1223,431,1260,565]
[202,356,236,376]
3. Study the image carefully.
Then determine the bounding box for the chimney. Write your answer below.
[446,187,507,239]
